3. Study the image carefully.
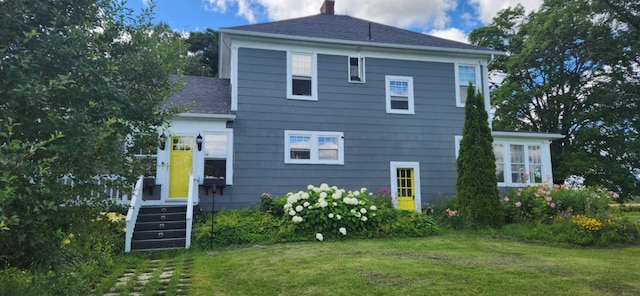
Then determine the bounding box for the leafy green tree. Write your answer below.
[455,84,504,228]
[184,28,219,76]
[469,0,640,200]
[0,0,185,268]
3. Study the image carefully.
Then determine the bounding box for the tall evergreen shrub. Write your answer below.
[455,83,504,228]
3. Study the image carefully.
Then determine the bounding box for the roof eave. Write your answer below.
[219,28,507,57]
[176,113,236,120]
[492,131,565,140]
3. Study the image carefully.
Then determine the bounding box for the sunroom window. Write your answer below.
[495,143,544,184]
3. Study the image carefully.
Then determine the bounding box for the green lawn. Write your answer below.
[182,233,640,296]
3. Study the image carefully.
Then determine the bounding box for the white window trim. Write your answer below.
[284,130,344,165]
[454,136,553,187]
[385,75,414,114]
[389,161,422,212]
[287,51,318,101]
[348,56,365,83]
[494,140,552,187]
[455,63,481,108]
[199,130,234,185]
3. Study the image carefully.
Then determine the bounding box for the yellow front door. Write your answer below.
[169,136,193,198]
[397,168,415,210]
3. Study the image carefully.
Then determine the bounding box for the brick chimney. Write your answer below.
[320,0,335,15]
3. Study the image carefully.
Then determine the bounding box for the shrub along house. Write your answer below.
[124,0,562,251]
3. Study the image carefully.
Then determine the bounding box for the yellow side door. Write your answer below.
[396,168,415,211]
[169,136,193,198]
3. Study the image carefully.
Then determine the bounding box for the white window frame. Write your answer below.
[348,56,365,83]
[284,130,344,165]
[454,136,552,187]
[385,75,414,114]
[287,51,317,101]
[201,131,234,185]
[455,63,480,107]
[494,141,549,186]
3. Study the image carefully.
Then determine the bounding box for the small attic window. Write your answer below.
[349,57,365,83]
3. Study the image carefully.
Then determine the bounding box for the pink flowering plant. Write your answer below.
[282,183,381,240]
[501,184,617,224]
[366,187,394,209]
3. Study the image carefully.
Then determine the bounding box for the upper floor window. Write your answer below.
[285,130,344,165]
[349,56,365,83]
[385,76,414,114]
[457,64,478,107]
[287,52,317,100]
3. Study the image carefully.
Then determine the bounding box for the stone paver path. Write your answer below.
[95,256,193,296]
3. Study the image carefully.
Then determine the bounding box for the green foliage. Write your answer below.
[0,0,186,269]
[193,210,295,248]
[515,215,640,246]
[193,185,443,248]
[366,187,395,209]
[497,184,640,245]
[455,84,504,228]
[469,0,640,200]
[184,28,219,77]
[501,184,618,224]
[280,184,381,240]
[370,209,442,238]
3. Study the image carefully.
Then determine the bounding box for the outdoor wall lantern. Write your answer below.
[159,133,166,151]
[196,133,203,151]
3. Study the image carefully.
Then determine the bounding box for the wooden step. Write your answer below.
[133,229,186,240]
[134,220,187,231]
[131,238,186,251]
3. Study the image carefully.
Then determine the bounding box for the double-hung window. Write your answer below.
[349,56,365,82]
[203,133,232,183]
[288,52,317,100]
[457,64,478,107]
[493,143,544,184]
[385,76,414,114]
[285,130,344,165]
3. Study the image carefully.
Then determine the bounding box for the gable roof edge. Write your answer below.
[220,28,506,57]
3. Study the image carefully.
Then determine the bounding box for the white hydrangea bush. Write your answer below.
[283,183,380,241]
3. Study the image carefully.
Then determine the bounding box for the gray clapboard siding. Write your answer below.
[224,47,464,209]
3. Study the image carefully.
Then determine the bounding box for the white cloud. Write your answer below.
[142,0,150,6]
[469,0,542,24]
[206,0,458,29]
[205,0,319,23]
[338,0,457,30]
[202,0,545,35]
[428,28,469,44]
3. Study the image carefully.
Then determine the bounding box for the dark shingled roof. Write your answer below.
[223,14,493,52]
[168,75,233,115]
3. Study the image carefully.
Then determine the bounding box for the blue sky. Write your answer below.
[126,0,542,43]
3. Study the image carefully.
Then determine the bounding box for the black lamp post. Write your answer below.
[196,133,203,151]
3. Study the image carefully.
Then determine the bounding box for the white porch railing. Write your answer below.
[60,175,131,205]
[124,176,144,253]
[185,174,200,249]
